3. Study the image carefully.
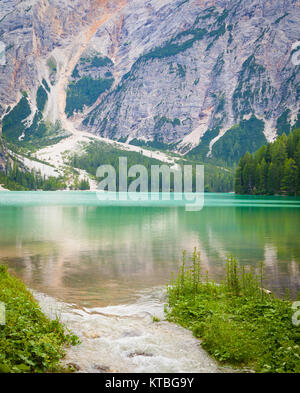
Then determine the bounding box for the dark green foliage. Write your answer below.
[142,28,207,60]
[71,65,80,79]
[70,141,233,193]
[216,9,229,24]
[232,56,266,118]
[154,116,181,130]
[22,118,68,151]
[79,56,113,68]
[70,141,161,177]
[65,76,114,117]
[176,155,233,193]
[277,109,291,136]
[194,6,217,22]
[36,85,48,112]
[212,54,224,76]
[0,266,79,372]
[70,141,163,190]
[24,117,59,142]
[203,166,233,193]
[167,250,300,372]
[169,63,186,78]
[41,177,67,191]
[1,96,65,150]
[90,56,113,68]
[206,23,227,51]
[295,112,300,129]
[129,138,172,151]
[212,117,266,165]
[0,161,66,191]
[274,13,289,24]
[235,128,300,195]
[2,97,31,141]
[42,79,50,93]
[208,23,226,39]
[71,55,113,81]
[78,178,90,190]
[187,128,220,161]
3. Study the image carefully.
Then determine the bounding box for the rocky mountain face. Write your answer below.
[0,0,299,166]
[0,0,122,106]
[0,140,6,172]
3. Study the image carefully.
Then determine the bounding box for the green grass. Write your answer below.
[0,265,79,373]
[166,249,300,373]
[152,316,161,323]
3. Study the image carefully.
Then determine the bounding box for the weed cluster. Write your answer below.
[0,266,80,373]
[167,249,300,372]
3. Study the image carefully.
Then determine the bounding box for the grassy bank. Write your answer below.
[0,265,79,373]
[166,249,300,373]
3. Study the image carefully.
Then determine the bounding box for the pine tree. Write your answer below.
[235,128,300,196]
[281,158,297,195]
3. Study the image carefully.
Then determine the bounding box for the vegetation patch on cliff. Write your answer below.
[212,116,266,165]
[142,28,207,60]
[36,85,48,113]
[2,95,68,150]
[66,76,114,117]
[2,95,31,142]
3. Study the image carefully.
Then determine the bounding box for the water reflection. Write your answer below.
[0,193,300,306]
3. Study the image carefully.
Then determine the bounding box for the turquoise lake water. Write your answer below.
[0,191,300,306]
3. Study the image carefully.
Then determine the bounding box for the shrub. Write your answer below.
[0,266,79,373]
[167,249,300,372]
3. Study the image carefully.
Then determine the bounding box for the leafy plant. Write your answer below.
[0,266,80,373]
[167,250,300,372]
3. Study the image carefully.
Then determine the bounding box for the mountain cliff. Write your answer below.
[0,0,299,167]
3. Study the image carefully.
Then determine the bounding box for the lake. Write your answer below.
[1,191,300,306]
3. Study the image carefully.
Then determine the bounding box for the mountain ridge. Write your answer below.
[0,0,299,169]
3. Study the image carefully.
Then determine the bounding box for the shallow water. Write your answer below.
[35,288,224,373]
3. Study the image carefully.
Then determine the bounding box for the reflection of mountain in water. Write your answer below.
[0,193,300,305]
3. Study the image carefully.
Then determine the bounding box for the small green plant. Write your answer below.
[0,265,80,373]
[167,249,300,373]
[47,57,57,73]
[152,316,161,323]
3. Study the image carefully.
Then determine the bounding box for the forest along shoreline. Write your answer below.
[1,249,300,373]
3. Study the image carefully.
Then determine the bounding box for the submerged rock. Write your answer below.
[67,362,81,371]
[128,351,154,358]
[93,365,110,373]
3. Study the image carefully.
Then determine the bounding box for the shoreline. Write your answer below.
[1,252,300,373]
[34,288,228,373]
[0,266,79,373]
[166,251,300,373]
[0,266,228,373]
